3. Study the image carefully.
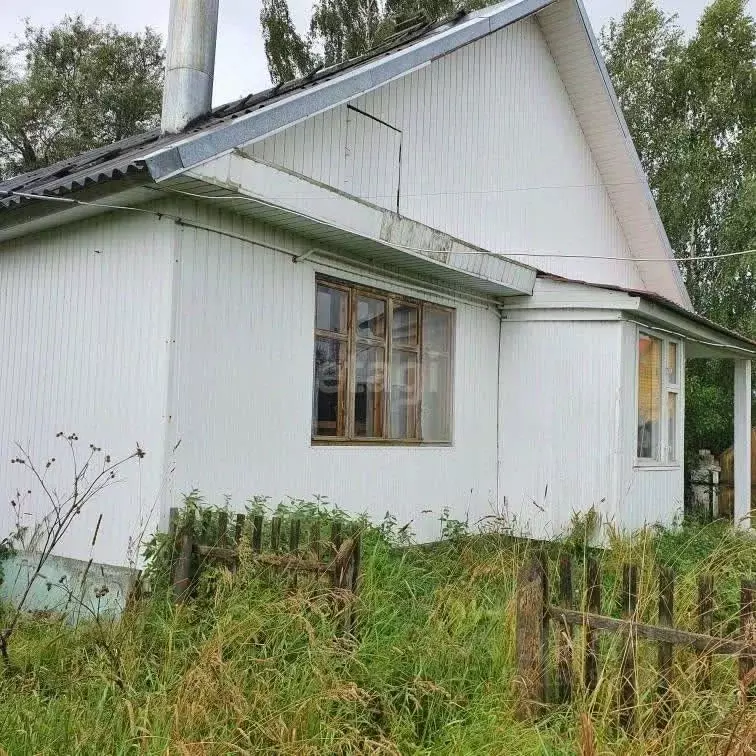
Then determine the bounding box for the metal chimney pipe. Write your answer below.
[161,0,220,133]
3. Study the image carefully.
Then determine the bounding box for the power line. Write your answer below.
[159,187,756,263]
[3,187,755,264]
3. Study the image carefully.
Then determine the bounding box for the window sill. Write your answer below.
[634,461,682,471]
[312,438,453,447]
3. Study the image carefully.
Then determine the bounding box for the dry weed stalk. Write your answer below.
[0,433,144,666]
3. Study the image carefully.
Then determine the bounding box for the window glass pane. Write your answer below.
[315,285,348,333]
[422,353,451,441]
[354,345,385,437]
[392,304,419,346]
[637,335,662,459]
[423,308,452,353]
[313,337,345,436]
[667,342,678,385]
[390,350,418,439]
[667,392,678,463]
[356,296,386,340]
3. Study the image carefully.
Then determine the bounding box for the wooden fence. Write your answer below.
[169,508,361,631]
[516,555,756,729]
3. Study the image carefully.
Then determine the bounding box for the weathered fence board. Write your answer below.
[517,553,756,731]
[547,608,756,656]
[740,581,756,700]
[618,564,638,732]
[557,556,573,703]
[515,558,547,719]
[584,558,601,694]
[657,567,674,726]
[169,508,362,632]
[697,575,714,691]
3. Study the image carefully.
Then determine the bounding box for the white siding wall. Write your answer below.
[168,201,499,540]
[246,17,645,292]
[498,315,683,539]
[249,107,349,189]
[498,319,623,538]
[0,211,174,565]
[616,321,684,529]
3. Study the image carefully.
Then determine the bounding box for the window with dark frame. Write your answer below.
[312,277,454,443]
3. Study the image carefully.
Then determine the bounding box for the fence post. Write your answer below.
[172,510,195,603]
[234,513,246,544]
[252,515,263,552]
[740,581,756,701]
[557,555,573,703]
[515,556,547,719]
[619,563,638,732]
[657,567,675,727]
[584,557,601,695]
[310,520,321,560]
[697,575,714,692]
[271,516,281,552]
[218,511,228,548]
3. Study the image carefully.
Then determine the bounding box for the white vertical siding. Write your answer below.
[244,17,645,292]
[615,321,684,529]
[248,106,350,189]
[497,315,683,538]
[498,319,623,538]
[537,0,687,307]
[168,201,499,540]
[344,108,401,211]
[0,212,174,565]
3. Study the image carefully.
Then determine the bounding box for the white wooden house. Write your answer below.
[0,0,753,585]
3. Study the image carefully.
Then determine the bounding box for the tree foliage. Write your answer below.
[259,0,480,84]
[602,0,756,458]
[602,0,755,332]
[0,16,164,179]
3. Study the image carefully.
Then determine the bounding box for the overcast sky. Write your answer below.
[1,0,754,105]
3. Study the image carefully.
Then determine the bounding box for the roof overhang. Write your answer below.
[633,298,756,359]
[505,275,756,358]
[167,151,537,298]
[0,181,158,244]
[137,0,689,311]
[536,0,692,310]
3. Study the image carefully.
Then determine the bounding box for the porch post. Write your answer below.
[734,360,752,528]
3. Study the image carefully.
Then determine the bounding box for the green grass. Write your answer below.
[0,509,754,755]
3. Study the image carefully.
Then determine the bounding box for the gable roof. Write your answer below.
[0,0,690,309]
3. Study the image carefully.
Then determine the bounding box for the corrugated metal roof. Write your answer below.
[0,130,162,208]
[0,0,552,208]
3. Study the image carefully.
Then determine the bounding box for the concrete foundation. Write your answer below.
[1,552,138,620]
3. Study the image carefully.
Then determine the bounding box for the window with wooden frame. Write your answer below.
[636,331,681,465]
[312,277,454,443]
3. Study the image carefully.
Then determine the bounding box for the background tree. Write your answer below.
[602,0,756,458]
[0,16,164,179]
[261,0,316,84]
[260,0,481,83]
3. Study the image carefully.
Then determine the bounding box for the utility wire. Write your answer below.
[157,187,756,264]
[3,187,755,264]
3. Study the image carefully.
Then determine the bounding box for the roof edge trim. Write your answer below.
[571,0,692,311]
[144,0,555,181]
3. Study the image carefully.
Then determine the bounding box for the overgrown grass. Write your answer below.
[0,504,755,755]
